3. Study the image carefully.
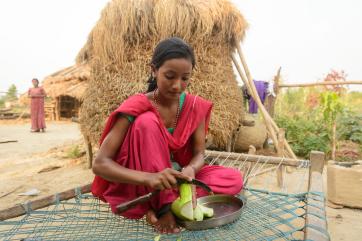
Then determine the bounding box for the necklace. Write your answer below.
[153,89,180,129]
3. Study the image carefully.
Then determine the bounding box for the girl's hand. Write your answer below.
[144,168,191,190]
[181,166,197,208]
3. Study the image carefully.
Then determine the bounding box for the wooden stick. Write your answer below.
[308,151,325,189]
[264,67,281,117]
[233,45,298,160]
[234,45,298,159]
[0,184,91,221]
[250,166,279,178]
[0,185,22,199]
[277,129,285,187]
[279,80,362,88]
[305,151,328,240]
[205,150,306,167]
[231,54,279,152]
[84,135,93,169]
[0,140,18,144]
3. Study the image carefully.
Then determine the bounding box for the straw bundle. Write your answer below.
[78,0,248,149]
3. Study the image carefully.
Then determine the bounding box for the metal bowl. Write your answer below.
[177,194,247,230]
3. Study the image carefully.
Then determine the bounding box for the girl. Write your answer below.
[92,37,243,234]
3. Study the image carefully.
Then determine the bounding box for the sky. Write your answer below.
[0,0,361,95]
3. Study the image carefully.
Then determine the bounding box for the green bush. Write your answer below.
[66,145,84,159]
[337,111,362,144]
[276,114,330,158]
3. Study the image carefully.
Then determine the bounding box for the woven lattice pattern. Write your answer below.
[0,154,330,240]
[0,189,326,241]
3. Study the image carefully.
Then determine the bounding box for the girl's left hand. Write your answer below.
[181,166,197,208]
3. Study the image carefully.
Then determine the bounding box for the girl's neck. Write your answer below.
[154,89,178,108]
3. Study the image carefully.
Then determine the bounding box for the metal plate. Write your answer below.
[177,194,247,230]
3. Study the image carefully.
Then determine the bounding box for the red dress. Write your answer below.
[28,87,46,130]
[91,93,243,218]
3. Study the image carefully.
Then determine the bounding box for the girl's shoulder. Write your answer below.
[185,93,213,107]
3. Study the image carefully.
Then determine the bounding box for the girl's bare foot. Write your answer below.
[146,209,180,234]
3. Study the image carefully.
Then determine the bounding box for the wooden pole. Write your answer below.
[205,150,306,167]
[264,67,281,117]
[233,45,297,159]
[84,135,93,169]
[308,151,325,189]
[279,80,362,88]
[276,129,285,188]
[305,151,328,240]
[231,54,279,154]
[332,122,336,160]
[0,184,91,221]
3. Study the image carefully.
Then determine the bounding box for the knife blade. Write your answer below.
[177,178,213,194]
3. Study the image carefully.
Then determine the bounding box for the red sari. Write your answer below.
[92,93,243,218]
[28,87,46,130]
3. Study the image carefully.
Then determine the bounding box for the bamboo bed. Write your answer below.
[0,150,329,240]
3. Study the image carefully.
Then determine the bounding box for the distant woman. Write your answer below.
[28,78,46,132]
[91,37,243,234]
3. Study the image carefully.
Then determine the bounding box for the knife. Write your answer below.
[116,178,212,213]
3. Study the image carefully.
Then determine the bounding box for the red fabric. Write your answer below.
[91,93,243,218]
[28,87,46,130]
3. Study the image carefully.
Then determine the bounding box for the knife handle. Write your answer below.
[116,191,158,213]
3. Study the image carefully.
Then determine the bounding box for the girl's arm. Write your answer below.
[92,115,190,190]
[181,119,206,207]
[181,119,206,178]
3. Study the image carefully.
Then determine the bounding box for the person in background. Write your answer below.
[28,78,46,132]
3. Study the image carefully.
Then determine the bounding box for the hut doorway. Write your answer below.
[55,95,80,120]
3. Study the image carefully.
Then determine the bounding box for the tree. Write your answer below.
[5,84,18,101]
[320,91,344,160]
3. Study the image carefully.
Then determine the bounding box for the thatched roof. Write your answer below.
[78,0,248,149]
[42,64,90,100]
[77,0,247,65]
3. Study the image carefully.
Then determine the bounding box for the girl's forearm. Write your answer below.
[92,157,148,185]
[187,151,205,173]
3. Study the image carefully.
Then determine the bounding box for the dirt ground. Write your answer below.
[0,121,361,240]
[0,121,94,210]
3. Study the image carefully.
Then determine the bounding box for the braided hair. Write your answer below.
[147,37,196,92]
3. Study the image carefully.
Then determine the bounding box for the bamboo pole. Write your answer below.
[0,184,91,221]
[277,129,285,187]
[235,45,296,159]
[305,151,328,240]
[279,80,362,88]
[231,54,279,153]
[205,150,306,167]
[264,67,281,117]
[233,45,297,159]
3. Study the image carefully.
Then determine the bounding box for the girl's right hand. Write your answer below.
[144,168,192,190]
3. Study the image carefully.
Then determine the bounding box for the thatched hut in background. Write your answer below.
[42,64,90,120]
[77,0,248,151]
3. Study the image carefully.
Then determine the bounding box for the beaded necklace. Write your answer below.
[153,89,180,129]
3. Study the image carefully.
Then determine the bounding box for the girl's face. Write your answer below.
[32,79,39,87]
[153,58,192,101]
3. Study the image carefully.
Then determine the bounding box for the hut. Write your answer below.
[77,0,248,151]
[42,64,90,120]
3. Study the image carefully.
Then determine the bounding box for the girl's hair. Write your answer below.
[32,78,39,83]
[147,37,196,92]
